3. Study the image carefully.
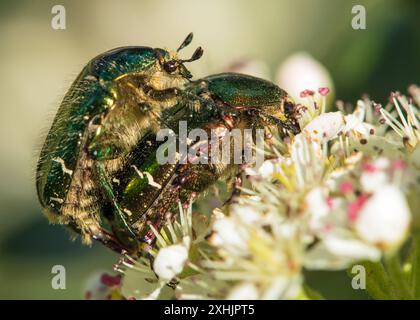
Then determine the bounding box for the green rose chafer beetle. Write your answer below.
[36,33,203,249]
[105,73,300,253]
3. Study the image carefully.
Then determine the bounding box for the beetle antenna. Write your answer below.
[177,32,194,52]
[181,46,204,63]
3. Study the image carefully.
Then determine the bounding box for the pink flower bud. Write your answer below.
[318,87,330,96]
[300,89,315,98]
[339,181,353,194]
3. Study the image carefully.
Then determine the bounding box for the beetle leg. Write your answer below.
[179,87,218,112]
[224,170,243,205]
[135,172,182,245]
[90,228,127,254]
[94,162,138,240]
[69,218,128,254]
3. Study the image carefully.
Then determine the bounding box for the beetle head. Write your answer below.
[281,96,298,118]
[260,96,300,135]
[155,33,203,79]
[277,96,300,134]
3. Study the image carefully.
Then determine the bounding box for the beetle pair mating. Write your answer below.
[36,33,300,254]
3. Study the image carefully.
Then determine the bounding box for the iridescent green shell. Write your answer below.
[202,72,288,107]
[36,47,158,214]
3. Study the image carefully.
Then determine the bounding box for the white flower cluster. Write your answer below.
[218,85,420,299]
[115,84,420,300]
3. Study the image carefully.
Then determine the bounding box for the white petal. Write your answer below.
[360,158,390,192]
[153,244,188,280]
[324,234,381,261]
[354,123,375,138]
[348,135,403,158]
[373,157,391,169]
[291,133,322,166]
[305,187,330,230]
[305,233,381,270]
[212,218,249,256]
[291,134,323,187]
[343,114,363,133]
[261,276,301,300]
[226,282,259,300]
[303,112,344,143]
[355,185,411,248]
[244,166,258,176]
[360,171,389,193]
[258,160,276,179]
[232,205,261,225]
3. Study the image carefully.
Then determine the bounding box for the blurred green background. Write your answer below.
[0,0,418,299]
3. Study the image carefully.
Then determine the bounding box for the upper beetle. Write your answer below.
[36,33,203,248]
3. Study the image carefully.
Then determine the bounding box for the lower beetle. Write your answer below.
[104,73,300,252]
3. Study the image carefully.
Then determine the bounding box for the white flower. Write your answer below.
[379,93,420,150]
[231,205,261,226]
[355,184,411,250]
[343,114,363,133]
[291,134,324,188]
[324,234,381,261]
[118,85,420,300]
[305,231,381,270]
[343,113,374,140]
[257,160,277,179]
[260,276,301,300]
[303,112,344,143]
[122,268,170,300]
[360,158,390,192]
[276,52,333,105]
[153,244,189,280]
[83,272,122,300]
[305,187,330,231]
[226,282,259,300]
[245,160,279,179]
[211,217,249,256]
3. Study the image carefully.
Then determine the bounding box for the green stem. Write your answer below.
[365,279,390,300]
[385,254,413,299]
[410,232,420,298]
[358,261,396,300]
[303,284,325,300]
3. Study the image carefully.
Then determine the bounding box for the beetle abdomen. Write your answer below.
[203,73,288,108]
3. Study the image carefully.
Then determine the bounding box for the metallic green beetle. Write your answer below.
[105,73,300,252]
[36,33,203,249]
